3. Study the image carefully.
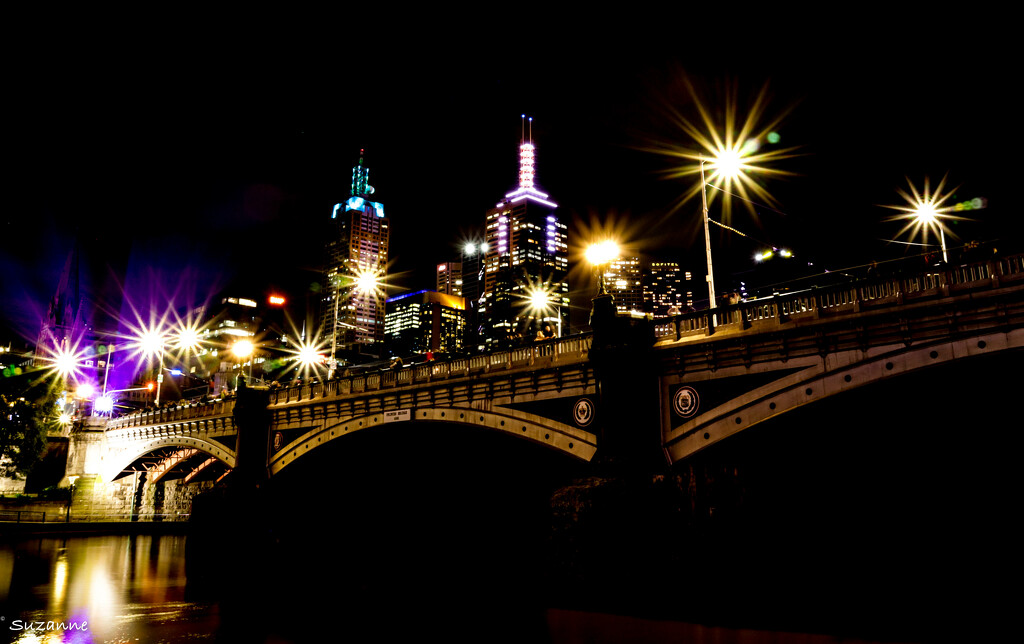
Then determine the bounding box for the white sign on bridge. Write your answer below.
[383,409,411,423]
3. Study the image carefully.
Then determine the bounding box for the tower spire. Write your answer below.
[519,116,536,190]
[350,148,372,197]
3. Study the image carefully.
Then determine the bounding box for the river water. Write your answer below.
[0,533,928,643]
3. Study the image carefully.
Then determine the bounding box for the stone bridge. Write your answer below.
[654,253,1024,463]
[95,334,598,484]
[61,252,1024,518]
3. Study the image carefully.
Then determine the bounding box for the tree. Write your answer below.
[0,376,59,479]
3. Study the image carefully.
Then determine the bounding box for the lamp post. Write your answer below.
[135,328,168,406]
[327,269,381,380]
[701,158,717,313]
[327,273,344,380]
[585,240,620,296]
[231,339,255,388]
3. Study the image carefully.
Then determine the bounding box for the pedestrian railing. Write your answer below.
[657,253,1024,341]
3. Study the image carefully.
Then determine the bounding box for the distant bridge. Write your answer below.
[100,334,597,482]
[78,253,1024,488]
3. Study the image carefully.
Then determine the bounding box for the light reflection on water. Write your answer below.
[1,535,218,643]
[1,534,921,644]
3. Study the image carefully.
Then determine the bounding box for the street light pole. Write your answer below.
[154,345,165,406]
[701,158,717,313]
[327,274,341,380]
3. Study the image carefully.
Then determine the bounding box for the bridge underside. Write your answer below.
[104,437,237,483]
[661,328,1023,464]
[112,446,232,484]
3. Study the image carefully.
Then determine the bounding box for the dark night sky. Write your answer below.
[2,14,1017,342]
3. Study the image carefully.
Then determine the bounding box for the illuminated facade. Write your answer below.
[479,118,568,350]
[643,262,694,314]
[436,261,462,297]
[603,257,644,314]
[320,151,389,358]
[384,290,466,356]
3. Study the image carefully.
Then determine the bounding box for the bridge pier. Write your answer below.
[588,293,662,473]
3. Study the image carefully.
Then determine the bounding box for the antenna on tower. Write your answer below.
[521,114,525,144]
[529,116,533,145]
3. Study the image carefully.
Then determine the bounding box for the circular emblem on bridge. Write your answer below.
[573,398,595,427]
[673,386,700,418]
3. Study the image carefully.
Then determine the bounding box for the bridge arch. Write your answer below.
[662,329,1023,464]
[101,436,237,482]
[268,407,597,476]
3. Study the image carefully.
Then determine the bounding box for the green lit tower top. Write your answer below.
[350,148,373,198]
[321,150,389,363]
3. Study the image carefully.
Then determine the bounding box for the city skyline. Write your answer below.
[3,22,1016,345]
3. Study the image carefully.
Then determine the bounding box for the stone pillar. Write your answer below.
[60,416,107,487]
[61,416,112,519]
[588,293,661,474]
[231,382,272,486]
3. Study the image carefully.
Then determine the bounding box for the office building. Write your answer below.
[384,290,466,356]
[320,150,389,360]
[604,257,644,314]
[644,262,694,315]
[479,118,568,349]
[436,261,462,296]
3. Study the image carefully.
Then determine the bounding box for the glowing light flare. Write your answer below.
[641,79,800,225]
[231,340,255,360]
[354,270,381,295]
[173,324,203,354]
[36,337,89,382]
[585,240,621,266]
[527,287,553,311]
[137,328,167,358]
[282,335,331,380]
[882,175,966,251]
[95,395,114,413]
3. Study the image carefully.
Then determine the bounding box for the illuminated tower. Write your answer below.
[479,117,569,350]
[320,150,389,361]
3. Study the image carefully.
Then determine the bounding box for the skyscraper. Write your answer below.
[644,262,693,314]
[479,118,568,349]
[320,150,389,362]
[384,290,466,356]
[435,261,462,296]
[604,256,644,314]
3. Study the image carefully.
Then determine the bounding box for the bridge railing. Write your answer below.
[657,252,1024,340]
[253,333,592,406]
[106,398,237,430]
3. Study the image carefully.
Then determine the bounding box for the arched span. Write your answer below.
[663,329,1023,464]
[101,436,237,482]
[268,407,598,476]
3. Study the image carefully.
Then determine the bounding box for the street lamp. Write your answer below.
[231,339,255,388]
[327,267,381,380]
[913,202,948,264]
[527,287,562,338]
[584,240,620,295]
[135,327,168,406]
[884,175,960,265]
